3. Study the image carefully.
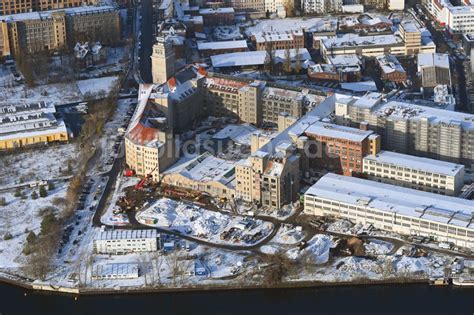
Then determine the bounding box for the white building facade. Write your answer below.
[93,229,158,254]
[363,150,465,196]
[304,173,474,248]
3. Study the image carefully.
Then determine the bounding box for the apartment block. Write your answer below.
[363,150,465,196]
[261,87,303,124]
[320,33,435,58]
[303,0,342,14]
[236,144,300,209]
[335,93,474,169]
[0,0,97,15]
[93,229,158,254]
[253,30,304,51]
[199,8,234,26]
[302,122,380,176]
[304,173,474,248]
[0,6,120,58]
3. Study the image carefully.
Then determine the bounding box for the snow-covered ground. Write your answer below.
[0,76,119,105]
[0,143,79,189]
[286,234,334,264]
[364,239,394,256]
[77,76,119,96]
[0,182,68,269]
[271,224,305,245]
[137,198,274,246]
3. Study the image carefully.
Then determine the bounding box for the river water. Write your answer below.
[0,282,473,314]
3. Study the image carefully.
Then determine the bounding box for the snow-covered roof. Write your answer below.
[364,150,465,177]
[211,51,267,68]
[199,7,234,14]
[211,48,311,68]
[305,173,474,229]
[254,30,303,43]
[376,54,405,74]
[93,263,139,278]
[94,229,157,241]
[0,101,68,140]
[417,53,450,69]
[322,34,404,49]
[165,152,237,187]
[262,86,304,102]
[375,100,474,130]
[305,121,375,142]
[400,20,421,33]
[340,81,378,92]
[273,48,311,63]
[0,5,115,22]
[212,123,258,146]
[197,40,247,51]
[327,54,361,66]
[244,17,337,37]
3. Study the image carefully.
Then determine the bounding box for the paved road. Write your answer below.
[139,0,153,83]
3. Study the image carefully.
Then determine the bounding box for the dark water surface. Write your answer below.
[0,282,473,315]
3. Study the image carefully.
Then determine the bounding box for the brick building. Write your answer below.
[376,54,407,83]
[303,121,381,176]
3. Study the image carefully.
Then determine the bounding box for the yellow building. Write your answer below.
[0,0,98,16]
[0,101,69,150]
[125,85,178,181]
[0,6,120,58]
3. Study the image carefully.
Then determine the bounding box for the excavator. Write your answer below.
[134,164,158,190]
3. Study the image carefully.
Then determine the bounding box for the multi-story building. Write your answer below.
[304,173,474,248]
[229,0,265,13]
[0,6,120,58]
[125,85,178,181]
[302,121,380,176]
[64,6,121,46]
[199,8,234,26]
[236,143,300,208]
[151,37,176,85]
[150,77,202,132]
[363,150,465,196]
[0,0,97,15]
[320,33,435,58]
[93,229,158,255]
[424,0,474,35]
[253,30,304,51]
[335,93,474,169]
[0,101,68,150]
[417,53,451,88]
[199,72,325,126]
[261,87,303,124]
[376,54,407,83]
[399,21,422,55]
[303,0,342,14]
[197,40,248,58]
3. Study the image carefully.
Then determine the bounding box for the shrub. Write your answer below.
[39,186,47,198]
[3,232,13,240]
[31,191,38,199]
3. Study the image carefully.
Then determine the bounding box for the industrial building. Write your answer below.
[363,150,465,196]
[335,93,474,169]
[93,229,158,255]
[304,173,474,248]
[0,101,69,150]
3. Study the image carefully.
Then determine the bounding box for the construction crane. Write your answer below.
[135,164,158,190]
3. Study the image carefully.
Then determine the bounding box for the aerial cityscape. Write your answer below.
[0,0,474,312]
